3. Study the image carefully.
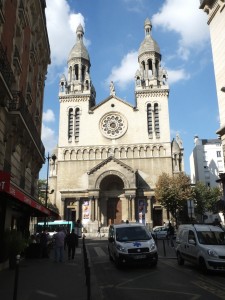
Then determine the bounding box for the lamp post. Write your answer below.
[44,153,57,230]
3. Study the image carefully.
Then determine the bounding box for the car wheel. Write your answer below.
[108,247,113,262]
[199,257,208,274]
[149,253,158,267]
[177,252,184,265]
[114,257,122,269]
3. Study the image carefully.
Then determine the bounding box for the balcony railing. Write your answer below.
[0,42,14,88]
[8,91,45,159]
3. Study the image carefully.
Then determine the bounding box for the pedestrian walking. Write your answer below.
[167,222,175,247]
[53,227,66,262]
[40,230,49,258]
[67,229,77,260]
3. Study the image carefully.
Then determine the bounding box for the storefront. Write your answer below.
[0,171,57,263]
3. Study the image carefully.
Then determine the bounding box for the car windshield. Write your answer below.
[197,231,225,245]
[116,226,151,242]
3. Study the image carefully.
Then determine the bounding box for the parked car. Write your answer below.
[152,226,168,239]
[108,222,158,268]
[176,224,225,272]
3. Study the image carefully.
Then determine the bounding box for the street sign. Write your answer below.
[187,200,195,218]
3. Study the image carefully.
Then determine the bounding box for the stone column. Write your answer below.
[131,197,136,222]
[95,198,99,222]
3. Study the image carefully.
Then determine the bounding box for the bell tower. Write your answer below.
[58,24,96,147]
[135,18,170,142]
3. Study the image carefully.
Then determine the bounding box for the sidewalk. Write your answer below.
[0,247,87,300]
[155,238,177,259]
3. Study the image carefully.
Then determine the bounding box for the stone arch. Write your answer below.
[96,148,101,159]
[133,147,139,158]
[114,148,120,159]
[121,147,126,159]
[77,149,82,160]
[102,148,107,159]
[95,170,130,190]
[140,146,145,158]
[127,147,133,158]
[159,146,164,157]
[90,148,95,160]
[83,149,89,160]
[153,146,158,157]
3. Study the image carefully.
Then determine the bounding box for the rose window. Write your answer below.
[100,113,127,139]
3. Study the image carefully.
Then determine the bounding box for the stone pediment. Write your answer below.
[91,95,134,111]
[87,156,135,175]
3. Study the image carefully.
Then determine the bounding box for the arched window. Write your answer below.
[154,103,160,138]
[74,108,80,142]
[147,103,153,138]
[147,59,153,77]
[75,64,79,80]
[68,108,73,142]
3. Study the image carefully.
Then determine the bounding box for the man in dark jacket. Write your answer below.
[67,229,77,260]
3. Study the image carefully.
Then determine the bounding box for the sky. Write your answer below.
[40,0,218,179]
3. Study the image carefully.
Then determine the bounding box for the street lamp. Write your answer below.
[44,153,57,229]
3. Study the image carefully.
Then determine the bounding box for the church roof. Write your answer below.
[68,24,90,61]
[138,18,160,56]
[87,156,135,175]
[91,95,134,111]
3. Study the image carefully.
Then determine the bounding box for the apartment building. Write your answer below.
[190,136,224,187]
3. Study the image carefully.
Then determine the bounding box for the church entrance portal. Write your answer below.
[99,174,124,225]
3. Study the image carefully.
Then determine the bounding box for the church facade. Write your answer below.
[49,19,184,233]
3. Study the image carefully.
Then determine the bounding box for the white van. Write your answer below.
[176,224,225,272]
[108,223,158,268]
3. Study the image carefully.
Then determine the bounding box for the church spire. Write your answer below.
[59,24,96,106]
[135,18,168,90]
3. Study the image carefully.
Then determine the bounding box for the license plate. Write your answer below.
[134,255,146,259]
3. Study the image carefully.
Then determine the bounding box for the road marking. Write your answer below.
[36,290,57,298]
[192,279,225,299]
[94,247,107,256]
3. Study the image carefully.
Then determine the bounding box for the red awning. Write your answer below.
[0,171,51,216]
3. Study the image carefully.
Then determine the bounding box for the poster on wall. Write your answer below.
[82,200,90,224]
[138,199,145,224]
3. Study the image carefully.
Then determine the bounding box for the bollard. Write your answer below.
[162,239,166,257]
[13,254,20,300]
[86,266,90,300]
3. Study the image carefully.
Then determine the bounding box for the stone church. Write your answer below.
[48,18,184,233]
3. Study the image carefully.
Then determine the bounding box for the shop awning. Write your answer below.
[0,171,58,217]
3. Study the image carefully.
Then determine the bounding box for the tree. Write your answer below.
[155,172,193,225]
[193,181,222,219]
[38,179,46,205]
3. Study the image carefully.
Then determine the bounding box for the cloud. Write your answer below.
[45,0,85,67]
[152,0,209,60]
[107,50,189,88]
[106,51,139,89]
[41,124,58,153]
[43,109,55,123]
[122,0,146,13]
[167,68,190,85]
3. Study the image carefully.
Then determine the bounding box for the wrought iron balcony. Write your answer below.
[9,91,45,159]
[0,42,14,89]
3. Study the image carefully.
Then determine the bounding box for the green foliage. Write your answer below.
[193,182,222,215]
[3,229,27,257]
[155,172,194,221]
[38,179,46,204]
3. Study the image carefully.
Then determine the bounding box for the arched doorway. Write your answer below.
[99,175,124,225]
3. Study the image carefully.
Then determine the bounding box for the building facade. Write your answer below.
[190,136,224,187]
[0,0,52,263]
[49,19,184,233]
[199,1,225,194]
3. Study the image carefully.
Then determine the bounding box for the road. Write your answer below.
[85,238,225,300]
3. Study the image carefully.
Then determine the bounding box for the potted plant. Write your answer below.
[3,229,27,269]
